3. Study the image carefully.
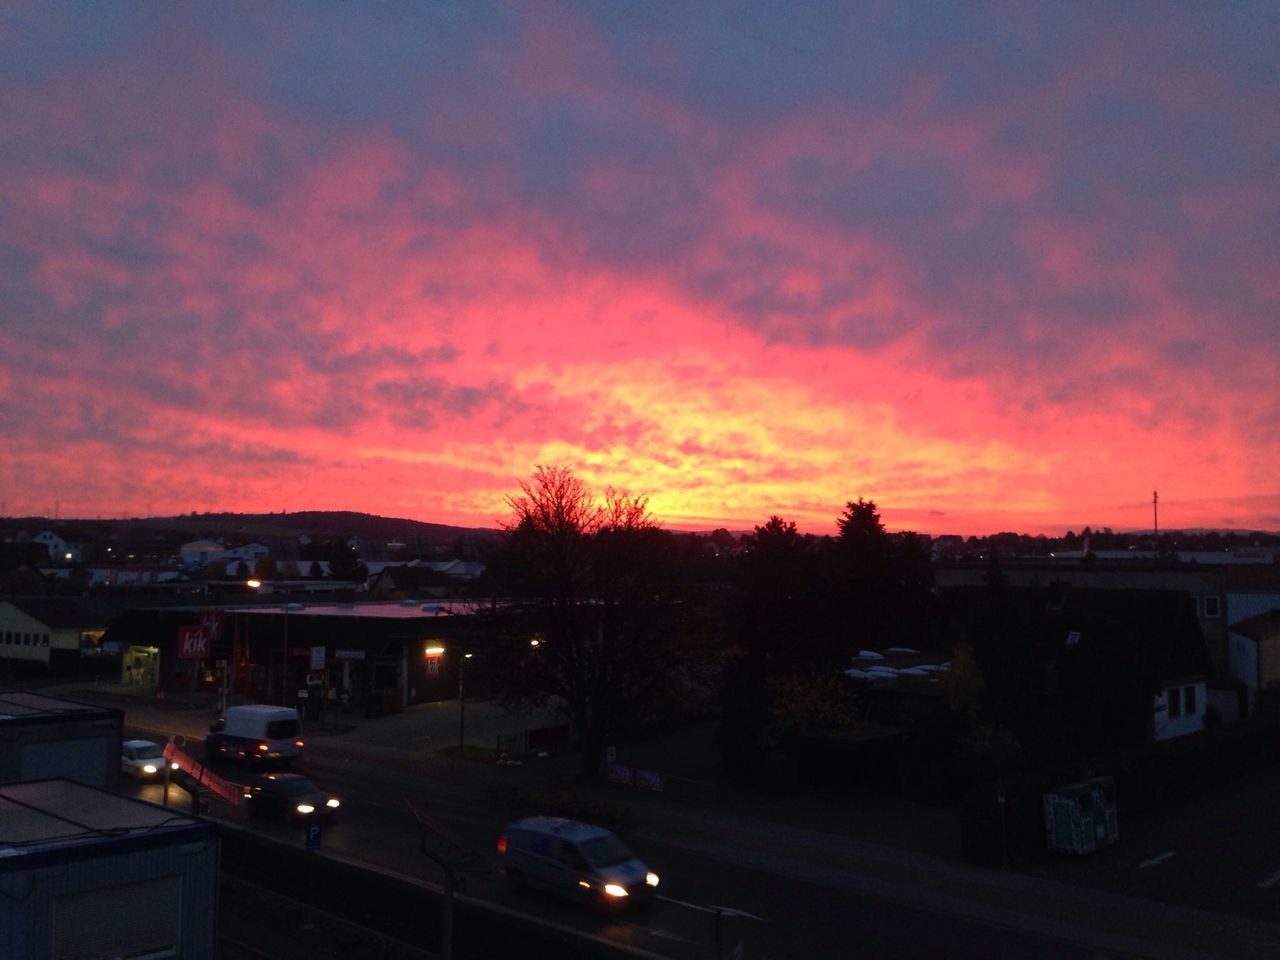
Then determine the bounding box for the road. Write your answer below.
[122,726,1139,960]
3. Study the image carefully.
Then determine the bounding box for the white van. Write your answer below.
[205,704,303,765]
[497,816,659,905]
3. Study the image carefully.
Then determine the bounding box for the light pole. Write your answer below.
[458,652,473,752]
[281,601,303,707]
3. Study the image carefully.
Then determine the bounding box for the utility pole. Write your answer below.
[1153,489,1159,536]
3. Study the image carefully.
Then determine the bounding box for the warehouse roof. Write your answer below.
[0,688,113,721]
[0,778,212,867]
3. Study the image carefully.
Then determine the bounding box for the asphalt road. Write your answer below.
[92,680,1279,960]
[122,729,1142,960]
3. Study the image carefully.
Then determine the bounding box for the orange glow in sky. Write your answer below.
[0,5,1276,536]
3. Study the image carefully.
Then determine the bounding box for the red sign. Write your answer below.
[177,625,210,660]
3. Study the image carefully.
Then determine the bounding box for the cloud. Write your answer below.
[0,2,1276,534]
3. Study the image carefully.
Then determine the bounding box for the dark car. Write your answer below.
[243,772,341,821]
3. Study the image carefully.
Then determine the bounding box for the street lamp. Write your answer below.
[458,652,473,752]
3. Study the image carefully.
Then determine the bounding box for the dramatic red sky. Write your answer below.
[1,3,1277,536]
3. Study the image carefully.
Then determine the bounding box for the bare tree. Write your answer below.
[494,466,685,772]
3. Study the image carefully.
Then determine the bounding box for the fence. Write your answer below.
[495,723,571,760]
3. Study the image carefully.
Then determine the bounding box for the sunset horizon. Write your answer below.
[5,490,1272,542]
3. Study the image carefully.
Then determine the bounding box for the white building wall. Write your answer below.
[1152,680,1206,740]
[1228,630,1260,711]
[0,602,53,664]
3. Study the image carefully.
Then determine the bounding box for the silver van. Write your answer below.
[497,816,659,905]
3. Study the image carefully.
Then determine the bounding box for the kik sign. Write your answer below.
[177,625,210,660]
[199,609,223,644]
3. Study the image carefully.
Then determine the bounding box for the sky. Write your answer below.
[1,2,1277,537]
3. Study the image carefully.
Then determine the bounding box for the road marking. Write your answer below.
[658,893,716,912]
[647,928,695,942]
[1258,869,1280,889]
[1138,851,1176,869]
[657,894,766,922]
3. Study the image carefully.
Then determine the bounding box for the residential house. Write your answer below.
[1226,563,1280,628]
[940,585,1212,751]
[937,559,1231,672]
[220,543,269,568]
[179,539,224,568]
[33,528,90,565]
[0,598,128,675]
[367,560,485,598]
[1227,609,1280,714]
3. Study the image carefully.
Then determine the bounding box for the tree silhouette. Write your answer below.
[489,466,696,771]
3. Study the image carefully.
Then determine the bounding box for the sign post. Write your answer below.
[302,823,322,930]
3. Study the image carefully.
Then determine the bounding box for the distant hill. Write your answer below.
[173,510,503,543]
[0,511,504,555]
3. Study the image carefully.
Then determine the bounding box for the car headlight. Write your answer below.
[170,762,180,771]
[296,803,316,815]
[142,764,158,775]
[645,872,660,888]
[325,798,340,809]
[603,883,629,898]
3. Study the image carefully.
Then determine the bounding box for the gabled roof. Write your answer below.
[1226,564,1280,592]
[1229,608,1280,642]
[1,597,133,628]
[941,584,1210,690]
[33,527,93,543]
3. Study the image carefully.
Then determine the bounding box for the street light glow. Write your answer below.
[424,645,445,656]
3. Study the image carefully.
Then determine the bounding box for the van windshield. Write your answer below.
[265,719,300,738]
[577,834,633,867]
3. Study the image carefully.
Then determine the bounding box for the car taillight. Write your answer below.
[496,835,507,854]
[294,739,304,748]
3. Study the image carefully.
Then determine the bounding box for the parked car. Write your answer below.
[243,772,340,821]
[497,816,659,906]
[206,704,304,765]
[120,739,180,780]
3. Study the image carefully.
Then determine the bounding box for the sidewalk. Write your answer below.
[46,681,1280,960]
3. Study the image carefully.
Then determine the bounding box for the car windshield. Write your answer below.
[133,744,164,759]
[577,834,633,867]
[265,719,300,738]
[269,778,319,796]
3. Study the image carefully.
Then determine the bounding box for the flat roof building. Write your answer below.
[0,778,219,959]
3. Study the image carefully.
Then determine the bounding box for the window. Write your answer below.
[1184,685,1197,715]
[1203,596,1221,618]
[42,633,50,647]
[1168,687,1182,718]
